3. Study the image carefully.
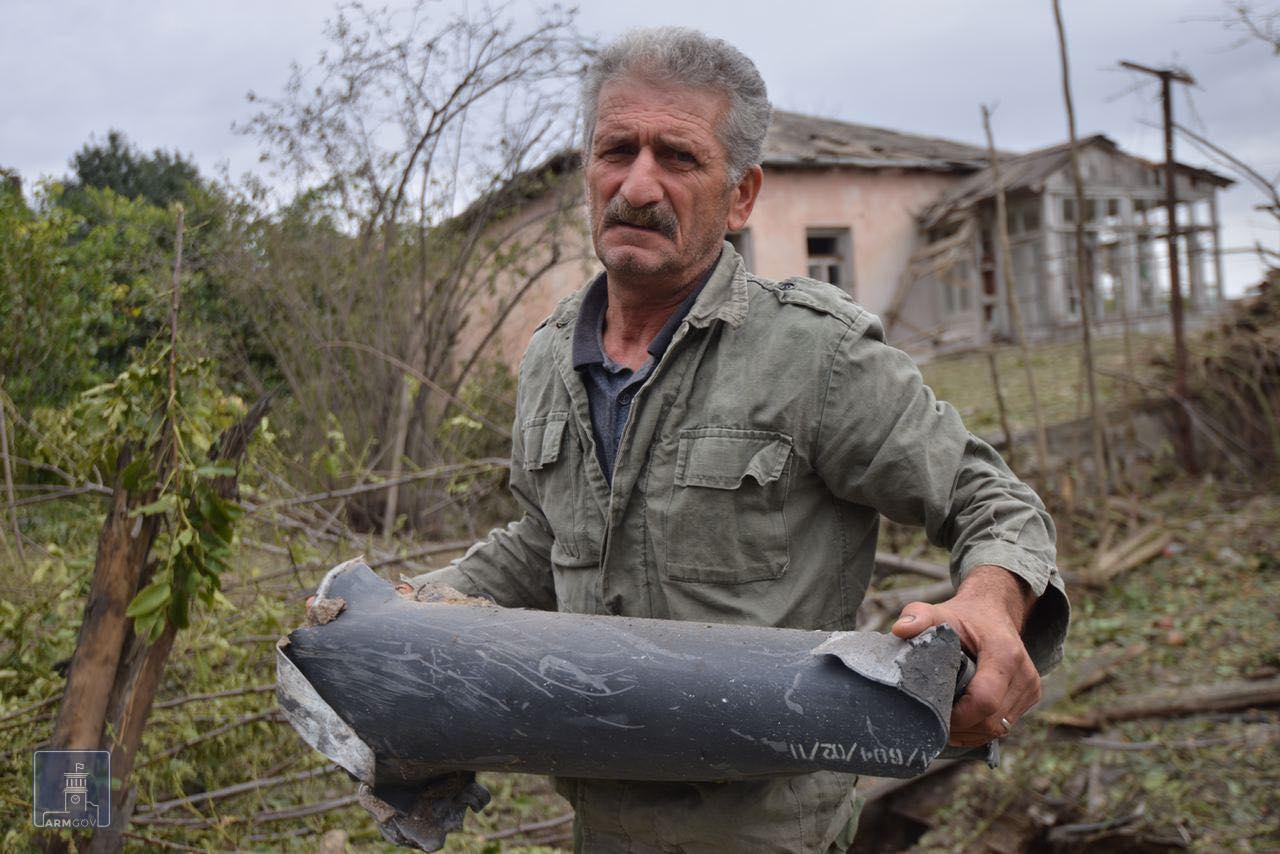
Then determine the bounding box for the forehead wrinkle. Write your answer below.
[594,79,729,155]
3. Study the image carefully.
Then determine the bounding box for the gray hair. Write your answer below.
[581,27,772,184]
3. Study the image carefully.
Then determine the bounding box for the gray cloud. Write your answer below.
[4,0,1275,293]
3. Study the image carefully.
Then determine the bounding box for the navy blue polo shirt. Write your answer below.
[571,266,712,484]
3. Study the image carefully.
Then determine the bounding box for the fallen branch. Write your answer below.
[368,538,475,569]
[143,708,284,764]
[7,484,113,508]
[136,764,339,816]
[153,684,274,710]
[119,830,205,851]
[1037,644,1147,708]
[0,711,54,733]
[1085,523,1172,586]
[0,692,63,723]
[255,457,509,510]
[132,794,360,828]
[483,812,575,841]
[1076,725,1280,752]
[1046,676,1280,729]
[1045,806,1145,843]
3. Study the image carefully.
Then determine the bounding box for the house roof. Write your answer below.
[762,110,993,172]
[920,133,1234,229]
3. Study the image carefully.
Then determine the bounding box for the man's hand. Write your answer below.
[891,565,1041,747]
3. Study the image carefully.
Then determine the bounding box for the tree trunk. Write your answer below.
[89,394,273,849]
[47,447,160,754]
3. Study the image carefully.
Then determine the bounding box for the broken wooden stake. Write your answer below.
[1086,523,1172,586]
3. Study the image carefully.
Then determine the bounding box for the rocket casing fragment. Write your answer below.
[277,560,969,784]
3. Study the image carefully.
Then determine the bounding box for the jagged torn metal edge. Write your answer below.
[809,626,960,737]
[275,556,376,784]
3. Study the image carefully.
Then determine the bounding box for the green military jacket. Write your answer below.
[413,244,1068,853]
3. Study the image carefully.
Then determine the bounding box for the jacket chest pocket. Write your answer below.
[663,428,793,584]
[522,411,602,611]
[522,412,584,557]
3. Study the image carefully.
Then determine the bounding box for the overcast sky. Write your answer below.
[4,0,1277,295]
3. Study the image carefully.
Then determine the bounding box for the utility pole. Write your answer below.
[1119,59,1198,473]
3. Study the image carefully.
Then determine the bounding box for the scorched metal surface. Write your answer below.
[277,559,972,785]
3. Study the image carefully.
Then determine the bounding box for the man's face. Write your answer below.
[586,76,740,286]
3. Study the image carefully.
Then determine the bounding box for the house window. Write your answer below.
[805,228,854,294]
[941,263,972,316]
[1022,205,1041,233]
[726,228,754,271]
[1062,197,1098,224]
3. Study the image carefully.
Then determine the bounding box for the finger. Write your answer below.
[891,601,946,639]
[947,728,996,748]
[952,652,1041,744]
[395,583,413,597]
[305,594,316,609]
[951,656,1016,734]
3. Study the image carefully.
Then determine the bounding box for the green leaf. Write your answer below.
[120,456,153,492]
[126,580,171,618]
[193,463,235,479]
[130,493,177,518]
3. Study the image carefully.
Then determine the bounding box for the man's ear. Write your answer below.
[726,164,764,232]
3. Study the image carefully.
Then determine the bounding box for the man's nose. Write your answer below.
[618,149,664,209]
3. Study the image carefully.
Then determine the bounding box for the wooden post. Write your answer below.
[0,394,22,564]
[982,105,1051,478]
[1119,59,1198,472]
[986,348,1015,465]
[1052,0,1112,503]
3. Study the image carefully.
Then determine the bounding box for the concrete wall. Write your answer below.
[747,166,963,314]
[450,187,597,374]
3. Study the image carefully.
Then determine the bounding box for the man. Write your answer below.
[401,27,1068,853]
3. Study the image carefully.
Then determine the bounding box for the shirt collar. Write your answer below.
[571,251,719,370]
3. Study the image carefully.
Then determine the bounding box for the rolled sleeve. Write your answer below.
[945,436,1070,673]
[814,318,1069,673]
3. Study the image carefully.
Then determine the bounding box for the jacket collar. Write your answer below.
[685,240,750,329]
[550,240,749,331]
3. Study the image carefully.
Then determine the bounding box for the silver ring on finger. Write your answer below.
[999,717,1012,736]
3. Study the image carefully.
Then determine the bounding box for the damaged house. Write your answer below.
[891,134,1233,355]
[458,111,1232,368]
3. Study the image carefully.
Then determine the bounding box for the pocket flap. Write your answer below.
[674,429,792,490]
[521,412,568,471]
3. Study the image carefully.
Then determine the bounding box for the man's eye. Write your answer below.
[672,150,697,165]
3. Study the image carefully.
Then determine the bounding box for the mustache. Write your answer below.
[603,197,678,240]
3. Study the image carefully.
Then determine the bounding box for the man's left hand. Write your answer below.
[891,565,1041,747]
